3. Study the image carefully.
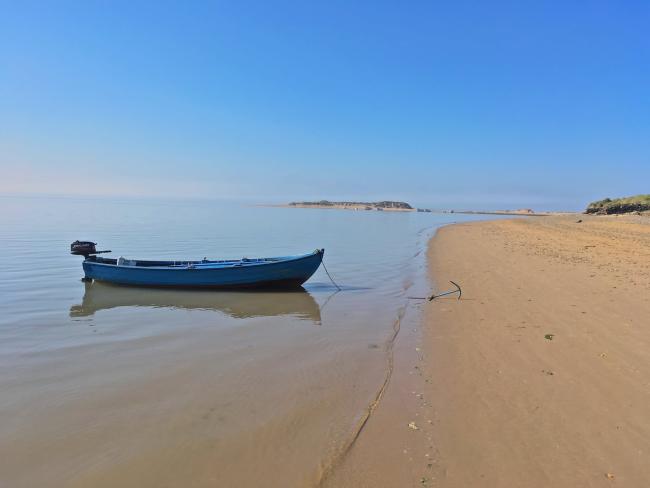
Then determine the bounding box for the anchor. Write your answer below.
[408,281,462,301]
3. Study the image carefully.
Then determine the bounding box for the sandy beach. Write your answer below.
[424,215,650,487]
[326,214,650,487]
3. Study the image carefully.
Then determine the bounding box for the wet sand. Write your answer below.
[424,215,650,487]
[321,301,436,487]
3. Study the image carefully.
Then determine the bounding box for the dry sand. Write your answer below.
[326,214,650,487]
[425,214,650,487]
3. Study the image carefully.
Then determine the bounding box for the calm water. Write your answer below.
[0,196,487,487]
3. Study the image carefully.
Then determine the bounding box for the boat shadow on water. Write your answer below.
[70,281,322,323]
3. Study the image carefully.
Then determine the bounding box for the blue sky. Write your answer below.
[1,1,648,210]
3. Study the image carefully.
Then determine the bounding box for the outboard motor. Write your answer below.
[70,241,97,256]
[70,241,111,258]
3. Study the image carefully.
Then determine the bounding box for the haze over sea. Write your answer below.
[0,195,503,486]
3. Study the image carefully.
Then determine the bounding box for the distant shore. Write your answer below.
[266,202,554,216]
[271,203,414,212]
[442,209,553,216]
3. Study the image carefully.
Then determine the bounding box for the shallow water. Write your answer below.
[0,196,487,487]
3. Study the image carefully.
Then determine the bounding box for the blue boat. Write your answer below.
[70,241,324,289]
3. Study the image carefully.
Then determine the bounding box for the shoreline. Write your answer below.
[325,213,650,487]
[321,227,439,487]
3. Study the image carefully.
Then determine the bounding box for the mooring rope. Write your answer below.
[321,259,341,291]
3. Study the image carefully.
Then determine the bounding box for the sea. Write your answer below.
[0,195,492,487]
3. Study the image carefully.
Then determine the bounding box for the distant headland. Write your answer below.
[585,194,650,215]
[287,200,414,211]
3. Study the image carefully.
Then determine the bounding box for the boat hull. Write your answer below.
[82,250,324,289]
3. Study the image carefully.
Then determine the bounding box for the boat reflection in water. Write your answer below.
[70,281,322,323]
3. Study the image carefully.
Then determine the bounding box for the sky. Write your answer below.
[1,1,648,210]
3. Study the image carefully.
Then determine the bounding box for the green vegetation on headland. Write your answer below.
[289,200,413,210]
[585,194,650,215]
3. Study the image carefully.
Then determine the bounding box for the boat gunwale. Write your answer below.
[84,249,324,271]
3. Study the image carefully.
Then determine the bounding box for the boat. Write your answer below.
[70,281,322,322]
[70,241,324,289]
